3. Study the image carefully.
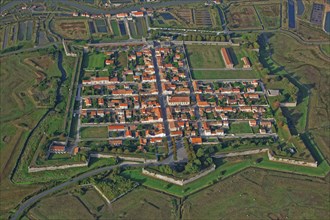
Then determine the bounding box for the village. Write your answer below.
[2,0,329,219]
[46,42,278,160]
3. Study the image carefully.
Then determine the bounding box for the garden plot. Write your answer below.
[194,9,212,26]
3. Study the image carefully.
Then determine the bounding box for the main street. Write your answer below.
[0,0,206,14]
[151,46,173,161]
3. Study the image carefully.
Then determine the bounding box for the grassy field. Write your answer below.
[296,20,330,41]
[268,33,330,162]
[255,4,281,29]
[121,153,329,197]
[83,52,106,70]
[0,50,60,177]
[0,49,63,219]
[25,185,179,220]
[27,192,94,219]
[80,126,108,139]
[24,166,330,219]
[186,45,226,68]
[118,51,128,69]
[191,70,258,79]
[320,44,330,57]
[186,45,255,69]
[110,187,179,219]
[229,122,252,134]
[182,168,330,219]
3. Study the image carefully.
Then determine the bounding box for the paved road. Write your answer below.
[9,161,164,220]
[151,47,173,158]
[191,68,253,71]
[0,42,59,57]
[0,0,205,14]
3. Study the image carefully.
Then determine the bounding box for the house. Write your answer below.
[119,103,128,109]
[248,94,259,99]
[220,113,228,120]
[267,89,280,96]
[240,106,252,112]
[116,13,128,18]
[125,130,132,137]
[203,129,212,136]
[247,87,255,93]
[167,96,190,106]
[149,137,163,144]
[109,139,123,146]
[105,59,114,65]
[216,129,225,135]
[241,57,251,68]
[249,120,257,127]
[81,110,87,117]
[112,89,134,96]
[98,98,104,106]
[92,77,111,85]
[221,48,234,69]
[73,147,79,155]
[171,130,182,136]
[84,98,92,107]
[131,11,144,17]
[108,125,125,131]
[222,120,229,127]
[97,110,105,117]
[49,145,66,154]
[260,121,272,128]
[90,110,97,118]
[190,137,202,145]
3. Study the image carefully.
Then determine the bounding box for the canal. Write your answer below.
[296,0,305,16]
[323,12,330,33]
[288,0,296,28]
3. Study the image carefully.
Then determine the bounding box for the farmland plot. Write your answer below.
[135,17,147,36]
[128,20,138,38]
[118,21,127,36]
[18,22,27,41]
[111,20,121,36]
[226,5,262,30]
[53,19,90,40]
[95,19,108,33]
[88,21,96,34]
[194,9,212,26]
[26,20,34,41]
[175,9,193,24]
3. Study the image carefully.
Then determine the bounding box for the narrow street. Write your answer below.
[151,46,173,160]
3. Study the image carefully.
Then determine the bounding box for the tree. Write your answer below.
[194,159,201,166]
[185,162,199,174]
[196,148,204,158]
